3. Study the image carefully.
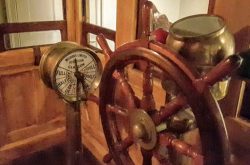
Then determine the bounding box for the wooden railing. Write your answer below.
[0,21,67,52]
[81,22,116,50]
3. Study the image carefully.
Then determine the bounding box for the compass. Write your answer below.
[39,41,102,102]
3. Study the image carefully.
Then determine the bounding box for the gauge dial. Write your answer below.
[39,41,102,102]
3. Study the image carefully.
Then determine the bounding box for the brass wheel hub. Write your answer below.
[129,109,157,150]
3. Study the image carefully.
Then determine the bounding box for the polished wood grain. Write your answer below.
[159,133,201,159]
[0,67,67,163]
[194,55,242,93]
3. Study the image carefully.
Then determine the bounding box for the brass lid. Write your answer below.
[169,14,226,40]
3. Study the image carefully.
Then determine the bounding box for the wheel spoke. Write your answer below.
[141,64,155,110]
[106,104,129,117]
[113,70,140,108]
[141,148,153,165]
[152,95,187,125]
[103,137,134,163]
[159,133,203,162]
[194,55,242,93]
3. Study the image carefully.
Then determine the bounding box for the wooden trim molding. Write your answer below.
[81,22,116,46]
[0,21,67,34]
[0,21,67,52]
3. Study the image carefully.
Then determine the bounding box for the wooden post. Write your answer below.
[116,0,138,47]
[66,0,76,41]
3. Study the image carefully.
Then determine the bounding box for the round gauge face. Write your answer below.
[54,50,101,102]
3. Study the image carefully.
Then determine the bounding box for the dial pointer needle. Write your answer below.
[74,59,87,101]
[74,59,80,101]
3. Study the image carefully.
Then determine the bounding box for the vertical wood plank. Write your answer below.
[75,0,83,44]
[116,0,138,47]
[0,76,7,147]
[66,0,76,41]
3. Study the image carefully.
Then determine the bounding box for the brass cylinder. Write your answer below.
[166,14,235,100]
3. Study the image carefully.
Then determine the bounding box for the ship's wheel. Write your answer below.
[96,32,242,164]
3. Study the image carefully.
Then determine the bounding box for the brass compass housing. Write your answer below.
[39,41,102,102]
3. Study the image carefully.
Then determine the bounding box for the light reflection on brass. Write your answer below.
[130,109,157,150]
[132,123,149,141]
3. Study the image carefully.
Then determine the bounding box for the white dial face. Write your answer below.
[54,50,98,100]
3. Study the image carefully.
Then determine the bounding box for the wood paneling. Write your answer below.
[0,0,86,163]
[0,49,34,69]
[116,0,138,47]
[1,70,38,132]
[0,67,66,132]
[7,117,65,143]
[0,50,67,163]
[0,127,65,164]
[214,0,250,34]
[66,0,76,41]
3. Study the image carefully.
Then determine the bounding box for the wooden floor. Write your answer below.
[11,144,101,165]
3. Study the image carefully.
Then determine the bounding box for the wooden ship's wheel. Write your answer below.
[95,1,249,165]
[97,33,243,165]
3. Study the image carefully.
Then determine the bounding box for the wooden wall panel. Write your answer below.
[116,0,138,47]
[0,49,34,70]
[0,69,38,132]
[35,72,66,124]
[0,50,66,163]
[214,0,250,34]
[0,0,84,163]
